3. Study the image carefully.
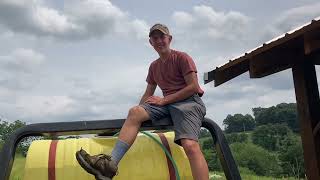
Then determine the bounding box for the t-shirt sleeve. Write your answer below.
[179,52,197,76]
[146,63,156,85]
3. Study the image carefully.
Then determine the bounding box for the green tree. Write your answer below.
[0,120,26,140]
[202,149,222,171]
[253,103,299,132]
[0,119,31,156]
[225,133,248,144]
[279,139,305,178]
[200,138,222,171]
[230,142,282,176]
[0,119,9,140]
[0,140,3,150]
[252,124,295,152]
[199,128,211,138]
[223,114,255,133]
[201,137,214,150]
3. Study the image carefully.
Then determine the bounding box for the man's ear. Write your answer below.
[149,38,153,46]
[169,35,172,43]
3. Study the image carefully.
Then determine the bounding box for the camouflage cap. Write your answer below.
[149,23,170,37]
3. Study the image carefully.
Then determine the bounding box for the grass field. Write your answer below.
[9,154,25,180]
[210,172,302,180]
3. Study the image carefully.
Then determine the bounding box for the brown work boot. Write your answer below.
[75,148,118,180]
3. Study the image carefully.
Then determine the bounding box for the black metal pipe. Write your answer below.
[202,118,241,180]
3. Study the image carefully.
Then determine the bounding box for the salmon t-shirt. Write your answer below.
[146,49,204,97]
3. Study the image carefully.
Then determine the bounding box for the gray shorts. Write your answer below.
[140,94,206,146]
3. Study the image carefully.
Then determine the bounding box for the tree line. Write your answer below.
[0,120,30,156]
[223,103,299,133]
[200,103,305,178]
[0,120,77,156]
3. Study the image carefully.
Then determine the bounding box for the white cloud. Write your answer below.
[0,1,319,128]
[16,95,75,118]
[0,0,76,37]
[12,89,140,123]
[276,2,320,30]
[264,2,320,40]
[172,11,195,27]
[129,19,150,40]
[170,5,254,78]
[0,48,45,90]
[0,0,149,40]
[172,5,251,42]
[0,48,44,73]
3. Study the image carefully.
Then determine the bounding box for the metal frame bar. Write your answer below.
[0,117,240,180]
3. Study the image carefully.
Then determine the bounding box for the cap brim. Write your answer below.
[149,29,168,37]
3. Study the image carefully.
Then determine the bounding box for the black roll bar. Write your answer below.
[0,117,241,180]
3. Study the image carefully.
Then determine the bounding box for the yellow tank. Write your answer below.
[24,131,193,180]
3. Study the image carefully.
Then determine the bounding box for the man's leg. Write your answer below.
[181,139,209,180]
[111,105,150,164]
[168,95,208,179]
[75,105,150,179]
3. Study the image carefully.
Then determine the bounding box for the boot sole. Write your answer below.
[75,151,112,180]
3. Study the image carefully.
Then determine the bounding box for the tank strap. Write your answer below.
[157,133,176,180]
[48,140,58,180]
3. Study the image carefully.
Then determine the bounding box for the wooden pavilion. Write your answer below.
[204,17,320,180]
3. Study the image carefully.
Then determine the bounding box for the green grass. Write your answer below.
[9,154,25,180]
[210,171,302,180]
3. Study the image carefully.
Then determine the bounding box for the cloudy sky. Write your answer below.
[0,0,319,128]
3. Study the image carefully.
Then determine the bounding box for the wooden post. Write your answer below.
[292,59,320,180]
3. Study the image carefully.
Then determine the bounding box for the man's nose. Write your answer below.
[155,38,162,43]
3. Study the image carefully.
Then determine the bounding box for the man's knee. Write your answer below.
[127,106,149,123]
[181,139,201,156]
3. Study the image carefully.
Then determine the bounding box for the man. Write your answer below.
[76,23,209,180]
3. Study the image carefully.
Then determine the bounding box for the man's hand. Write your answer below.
[145,96,166,106]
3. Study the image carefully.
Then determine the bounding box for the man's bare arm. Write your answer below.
[139,83,157,104]
[162,72,199,105]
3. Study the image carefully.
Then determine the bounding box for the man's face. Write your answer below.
[149,30,172,54]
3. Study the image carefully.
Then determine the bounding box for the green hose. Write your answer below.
[113,131,181,180]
